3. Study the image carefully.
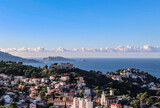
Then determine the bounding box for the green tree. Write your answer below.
[9,102,17,108]
[156,90,160,96]
[130,100,140,108]
[0,105,8,108]
[39,91,45,99]
[141,92,149,100]
[79,92,83,98]
[44,65,48,69]
[154,102,160,107]
[10,74,14,81]
[95,86,99,90]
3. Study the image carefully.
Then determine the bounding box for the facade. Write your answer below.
[72,97,93,108]
[101,90,117,108]
[52,101,73,107]
[50,63,74,70]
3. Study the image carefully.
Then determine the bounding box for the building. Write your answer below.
[72,97,93,108]
[52,101,73,107]
[84,88,91,95]
[101,90,117,108]
[50,63,74,70]
[30,103,36,108]
[60,76,70,81]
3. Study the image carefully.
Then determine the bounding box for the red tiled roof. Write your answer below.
[111,103,122,107]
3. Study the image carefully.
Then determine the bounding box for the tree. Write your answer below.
[9,102,17,108]
[141,92,149,100]
[50,92,55,99]
[146,100,153,107]
[0,105,8,108]
[0,88,4,97]
[156,90,160,96]
[96,90,102,97]
[39,91,45,99]
[10,74,14,81]
[137,92,149,100]
[130,100,140,108]
[95,86,99,90]
[155,102,160,107]
[79,92,83,98]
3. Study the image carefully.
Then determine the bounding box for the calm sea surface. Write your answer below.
[25,58,160,78]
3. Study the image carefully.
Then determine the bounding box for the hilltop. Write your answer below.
[0,51,41,63]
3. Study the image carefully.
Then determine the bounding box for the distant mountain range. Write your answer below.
[0,51,41,63]
[0,51,74,63]
[43,56,74,62]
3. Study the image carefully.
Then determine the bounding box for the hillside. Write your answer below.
[0,61,159,97]
[0,51,40,63]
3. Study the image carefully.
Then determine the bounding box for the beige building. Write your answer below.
[101,90,117,108]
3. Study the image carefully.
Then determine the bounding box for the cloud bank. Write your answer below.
[0,45,160,58]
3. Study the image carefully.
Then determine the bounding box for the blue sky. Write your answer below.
[0,0,160,58]
[0,0,160,49]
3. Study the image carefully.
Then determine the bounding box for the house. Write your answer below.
[77,83,86,89]
[49,76,55,81]
[3,95,13,103]
[14,76,25,80]
[11,81,17,85]
[0,74,9,79]
[60,76,70,81]
[32,97,41,104]
[77,77,85,83]
[111,103,122,108]
[41,78,48,83]
[84,88,91,95]
[30,103,36,108]
[111,75,122,82]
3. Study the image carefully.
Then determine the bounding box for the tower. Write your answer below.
[101,91,106,105]
[110,89,114,96]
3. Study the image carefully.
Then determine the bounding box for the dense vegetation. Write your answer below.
[0,61,42,78]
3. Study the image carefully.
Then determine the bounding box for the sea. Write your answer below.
[25,58,160,78]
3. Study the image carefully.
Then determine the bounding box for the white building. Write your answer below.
[72,97,93,108]
[3,95,13,103]
[60,76,70,81]
[84,88,91,95]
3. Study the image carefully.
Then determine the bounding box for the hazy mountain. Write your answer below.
[0,51,41,63]
[43,56,74,62]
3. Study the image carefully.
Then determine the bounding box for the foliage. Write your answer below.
[155,102,160,107]
[130,100,140,108]
[8,102,17,108]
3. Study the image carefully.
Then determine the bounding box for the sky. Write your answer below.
[0,0,160,58]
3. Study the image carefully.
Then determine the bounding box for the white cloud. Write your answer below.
[0,45,160,58]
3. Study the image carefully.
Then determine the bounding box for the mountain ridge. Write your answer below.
[0,51,41,63]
